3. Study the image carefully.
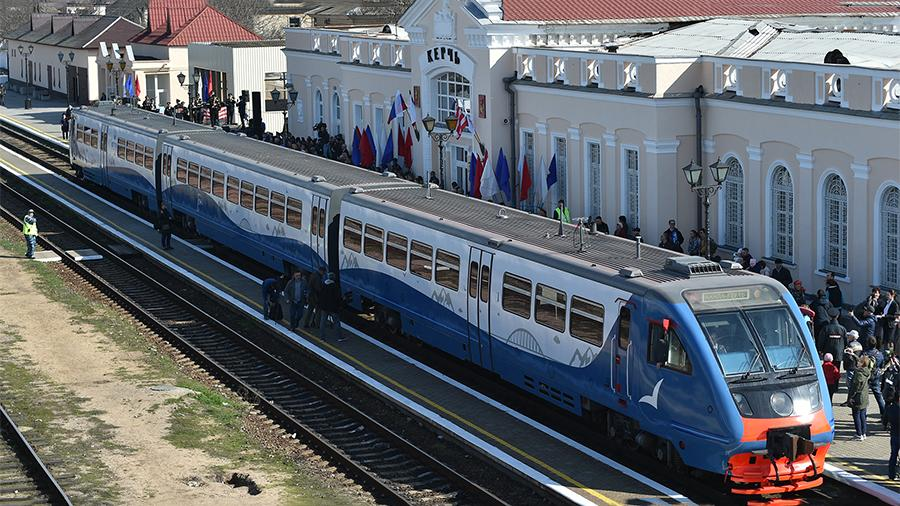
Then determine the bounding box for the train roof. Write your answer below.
[76,104,212,136]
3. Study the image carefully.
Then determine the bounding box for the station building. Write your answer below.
[283,0,900,302]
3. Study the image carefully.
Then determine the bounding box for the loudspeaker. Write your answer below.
[251,91,262,135]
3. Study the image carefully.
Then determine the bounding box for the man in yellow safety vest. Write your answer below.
[22,209,37,259]
[553,199,571,224]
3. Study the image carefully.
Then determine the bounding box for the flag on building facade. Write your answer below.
[124,74,133,97]
[365,126,377,165]
[535,155,546,212]
[207,71,214,100]
[218,105,227,121]
[453,100,469,139]
[403,128,414,169]
[200,72,209,102]
[351,127,362,166]
[381,130,394,167]
[360,127,374,167]
[495,148,511,202]
[468,153,478,198]
[134,75,141,98]
[406,89,421,141]
[478,150,497,200]
[388,90,407,124]
[546,154,558,193]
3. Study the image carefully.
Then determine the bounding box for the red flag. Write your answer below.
[360,126,374,167]
[207,71,214,99]
[403,128,413,169]
[134,75,141,98]
[473,154,484,199]
[519,156,531,201]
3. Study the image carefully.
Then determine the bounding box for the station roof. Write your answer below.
[621,18,900,69]
[500,0,899,23]
[130,0,261,47]
[5,15,142,49]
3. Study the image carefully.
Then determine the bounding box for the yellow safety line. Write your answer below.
[3,151,641,506]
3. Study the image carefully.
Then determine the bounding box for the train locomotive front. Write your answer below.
[675,283,833,495]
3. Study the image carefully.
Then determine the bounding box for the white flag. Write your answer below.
[479,151,497,200]
[535,155,545,212]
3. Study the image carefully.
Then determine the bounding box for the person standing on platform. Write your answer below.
[318,272,345,342]
[0,84,6,106]
[661,219,684,252]
[285,272,308,331]
[553,200,571,224]
[261,277,280,320]
[21,209,37,259]
[825,272,843,314]
[157,203,173,250]
[303,266,325,328]
[226,94,236,125]
[822,353,840,403]
[878,289,899,352]
[770,258,793,288]
[238,94,248,129]
[886,390,900,480]
[60,112,69,140]
[818,308,847,364]
[853,306,878,346]
[847,354,872,440]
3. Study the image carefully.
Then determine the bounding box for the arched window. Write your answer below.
[331,92,341,132]
[724,157,744,248]
[881,186,900,288]
[433,72,470,123]
[314,89,324,124]
[823,174,848,275]
[770,166,794,262]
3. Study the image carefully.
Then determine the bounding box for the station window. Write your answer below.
[240,181,254,209]
[501,273,531,318]
[386,232,408,270]
[569,297,605,346]
[212,171,225,198]
[134,143,144,168]
[176,159,188,183]
[410,241,433,280]
[270,192,285,222]
[126,141,135,163]
[286,197,302,229]
[535,284,566,333]
[117,138,126,159]
[364,225,384,261]
[254,186,270,215]
[648,323,691,374]
[435,250,460,290]
[343,217,362,252]
[226,176,240,203]
[199,167,212,193]
[318,207,326,238]
[187,163,200,188]
[144,146,154,170]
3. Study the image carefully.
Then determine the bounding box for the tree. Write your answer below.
[0,0,38,40]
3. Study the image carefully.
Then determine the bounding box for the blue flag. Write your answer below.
[351,127,361,166]
[546,154,558,190]
[495,148,511,202]
[124,74,133,97]
[468,153,477,196]
[381,129,394,168]
[201,72,209,102]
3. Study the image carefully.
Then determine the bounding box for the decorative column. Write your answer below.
[567,126,581,214]
[745,145,764,255]
[644,139,681,241]
[849,162,871,301]
[795,152,814,280]
[534,122,547,207]
[602,133,617,222]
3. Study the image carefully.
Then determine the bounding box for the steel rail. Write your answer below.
[0,403,72,505]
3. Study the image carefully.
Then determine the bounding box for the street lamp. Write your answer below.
[19,45,34,108]
[288,86,299,137]
[422,113,458,193]
[681,157,730,259]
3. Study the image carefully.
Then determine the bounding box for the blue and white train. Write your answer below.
[70,105,833,496]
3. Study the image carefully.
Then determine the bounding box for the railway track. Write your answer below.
[0,116,881,506]
[0,403,71,505]
[0,177,514,505]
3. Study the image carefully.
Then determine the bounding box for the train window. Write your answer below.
[90,129,98,148]
[176,159,188,183]
[117,139,126,159]
[254,186,270,215]
[286,198,302,229]
[162,153,172,177]
[226,176,240,203]
[364,225,384,261]
[435,250,460,291]
[618,307,631,350]
[570,297,605,346]
[199,167,212,193]
[126,141,136,163]
[479,265,490,303]
[134,144,144,169]
[342,218,362,252]
[212,171,225,198]
[501,273,531,318]
[240,181,254,209]
[312,206,319,233]
[386,232,408,270]
[75,125,83,142]
[270,192,285,222]
[410,241,433,280]
[101,132,107,150]
[535,284,566,333]
[648,323,691,374]
[188,163,200,188]
[144,146,154,170]
[318,208,326,238]
[468,262,478,298]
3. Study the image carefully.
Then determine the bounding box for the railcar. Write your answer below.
[70,105,833,495]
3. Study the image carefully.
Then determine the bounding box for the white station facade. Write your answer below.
[283,0,900,303]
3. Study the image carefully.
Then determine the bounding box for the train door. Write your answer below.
[466,247,494,369]
[310,195,328,269]
[99,125,110,186]
[155,143,174,212]
[613,305,632,405]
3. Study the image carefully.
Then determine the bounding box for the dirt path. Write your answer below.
[0,244,361,505]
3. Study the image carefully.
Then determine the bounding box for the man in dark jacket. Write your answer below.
[811,290,834,339]
[886,390,900,479]
[770,258,793,287]
[878,289,899,352]
[157,203,173,250]
[303,266,325,328]
[661,220,684,252]
[863,337,886,419]
[284,272,308,331]
[825,272,843,313]
[818,308,847,365]
[318,272,344,341]
[261,277,280,320]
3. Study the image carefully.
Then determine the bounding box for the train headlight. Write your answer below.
[770,391,793,417]
[732,393,753,417]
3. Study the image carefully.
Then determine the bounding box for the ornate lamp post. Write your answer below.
[288,84,299,138]
[681,157,730,259]
[105,59,113,99]
[19,45,34,109]
[422,113,458,192]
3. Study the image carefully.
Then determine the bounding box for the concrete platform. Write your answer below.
[0,90,68,141]
[0,111,689,506]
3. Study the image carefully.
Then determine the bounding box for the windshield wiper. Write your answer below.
[783,343,813,376]
[739,353,763,381]
[729,375,766,384]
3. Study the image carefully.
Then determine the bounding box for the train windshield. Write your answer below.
[686,286,813,376]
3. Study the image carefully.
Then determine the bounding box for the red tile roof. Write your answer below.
[131,0,260,46]
[502,0,899,22]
